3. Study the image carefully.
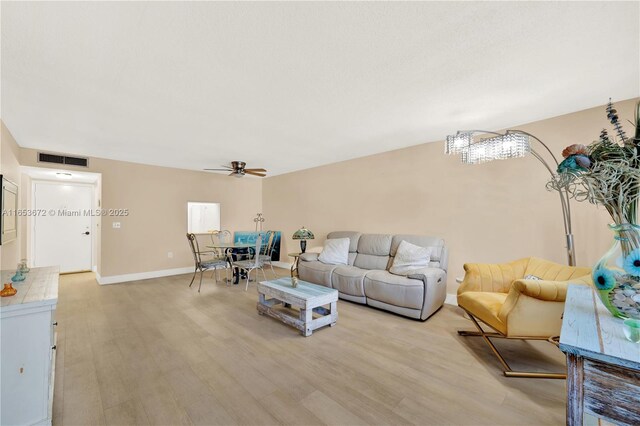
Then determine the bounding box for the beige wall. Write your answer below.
[5,99,638,286]
[19,149,262,278]
[263,99,639,294]
[0,121,22,270]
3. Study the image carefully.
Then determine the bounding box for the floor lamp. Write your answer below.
[445,129,576,266]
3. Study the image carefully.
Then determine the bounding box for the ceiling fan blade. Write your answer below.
[244,168,267,172]
[244,170,266,177]
[204,168,233,171]
[228,172,238,177]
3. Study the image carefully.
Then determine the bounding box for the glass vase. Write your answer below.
[593,223,640,320]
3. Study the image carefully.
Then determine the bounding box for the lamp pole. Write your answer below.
[454,129,576,266]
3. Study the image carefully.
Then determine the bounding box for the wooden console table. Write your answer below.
[559,285,640,426]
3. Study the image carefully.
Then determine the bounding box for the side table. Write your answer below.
[288,252,302,277]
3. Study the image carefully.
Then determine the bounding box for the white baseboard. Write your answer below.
[445,293,457,306]
[96,266,194,285]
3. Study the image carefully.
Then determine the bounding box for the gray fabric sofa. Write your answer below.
[298,231,448,320]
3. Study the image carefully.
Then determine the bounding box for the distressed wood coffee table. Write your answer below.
[257,278,338,336]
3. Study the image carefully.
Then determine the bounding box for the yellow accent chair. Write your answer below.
[457,257,591,378]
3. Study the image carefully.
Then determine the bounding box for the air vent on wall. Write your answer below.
[38,152,88,167]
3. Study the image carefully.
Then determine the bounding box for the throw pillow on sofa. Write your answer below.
[318,238,350,265]
[389,240,431,276]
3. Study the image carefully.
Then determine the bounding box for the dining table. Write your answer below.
[207,242,254,284]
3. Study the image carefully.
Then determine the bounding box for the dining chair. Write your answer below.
[257,230,277,278]
[209,230,232,258]
[232,235,267,291]
[210,230,232,247]
[209,230,234,283]
[186,233,229,292]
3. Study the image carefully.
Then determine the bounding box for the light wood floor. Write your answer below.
[53,269,568,425]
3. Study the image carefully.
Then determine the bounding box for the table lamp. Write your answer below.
[292,226,314,253]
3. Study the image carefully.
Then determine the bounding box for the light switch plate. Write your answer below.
[112,222,121,229]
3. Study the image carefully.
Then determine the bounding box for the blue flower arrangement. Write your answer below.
[623,248,640,276]
[593,268,616,291]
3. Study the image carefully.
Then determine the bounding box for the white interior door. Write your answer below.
[33,182,93,272]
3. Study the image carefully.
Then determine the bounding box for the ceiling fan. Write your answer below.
[204,161,267,178]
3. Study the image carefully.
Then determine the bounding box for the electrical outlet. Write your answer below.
[112,222,121,229]
[167,252,173,258]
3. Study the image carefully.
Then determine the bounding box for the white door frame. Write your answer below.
[30,180,99,272]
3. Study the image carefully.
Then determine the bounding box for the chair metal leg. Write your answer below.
[189,266,197,287]
[198,270,204,293]
[458,309,566,379]
[245,268,251,291]
[269,262,277,278]
[261,267,268,281]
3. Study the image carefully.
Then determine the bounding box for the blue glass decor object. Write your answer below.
[11,270,25,282]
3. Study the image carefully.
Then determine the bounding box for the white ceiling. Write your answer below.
[2,2,639,176]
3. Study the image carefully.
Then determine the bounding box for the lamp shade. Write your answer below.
[292,227,314,240]
[292,227,314,253]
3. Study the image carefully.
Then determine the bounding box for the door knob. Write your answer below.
[83,231,90,235]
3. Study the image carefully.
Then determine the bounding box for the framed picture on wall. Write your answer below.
[1,175,18,245]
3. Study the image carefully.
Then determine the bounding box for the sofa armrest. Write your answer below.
[497,275,592,332]
[458,258,529,295]
[299,252,319,262]
[407,267,446,282]
[511,279,571,302]
[407,268,447,320]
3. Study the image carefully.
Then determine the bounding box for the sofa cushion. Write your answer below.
[318,238,349,265]
[332,265,369,297]
[354,234,392,270]
[363,270,424,310]
[327,231,361,253]
[298,261,337,288]
[389,240,431,276]
[328,231,361,266]
[390,235,446,270]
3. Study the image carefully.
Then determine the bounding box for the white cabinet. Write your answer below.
[1,267,59,426]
